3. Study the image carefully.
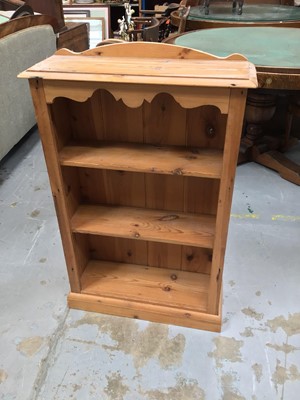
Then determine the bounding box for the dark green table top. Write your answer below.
[167,26,300,89]
[174,27,300,70]
[189,4,300,22]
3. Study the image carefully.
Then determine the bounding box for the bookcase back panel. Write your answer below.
[88,235,148,267]
[184,177,220,215]
[71,168,219,216]
[87,235,212,273]
[78,169,146,208]
[142,93,187,146]
[51,92,227,149]
[95,90,144,143]
[186,106,227,150]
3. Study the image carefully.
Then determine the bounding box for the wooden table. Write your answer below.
[171,3,300,31]
[164,27,300,184]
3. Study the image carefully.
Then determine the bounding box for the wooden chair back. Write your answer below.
[130,17,160,42]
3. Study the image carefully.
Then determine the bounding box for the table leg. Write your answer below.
[239,91,300,185]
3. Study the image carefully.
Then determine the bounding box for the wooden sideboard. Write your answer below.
[57,20,89,51]
[25,0,65,30]
[23,0,90,50]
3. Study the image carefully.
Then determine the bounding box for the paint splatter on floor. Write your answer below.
[0,369,8,383]
[221,373,246,400]
[247,204,254,214]
[240,327,254,338]
[266,343,299,354]
[266,313,300,337]
[252,363,263,383]
[242,307,264,321]
[272,360,300,392]
[16,336,45,357]
[104,371,129,400]
[208,337,243,368]
[142,375,205,400]
[30,209,40,218]
[73,313,186,370]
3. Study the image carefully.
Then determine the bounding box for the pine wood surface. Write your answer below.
[28,79,86,293]
[56,41,246,60]
[22,42,257,330]
[80,260,210,311]
[73,170,220,215]
[68,291,222,332]
[44,82,231,113]
[19,55,257,89]
[51,92,227,149]
[71,205,216,249]
[19,43,257,90]
[85,235,212,273]
[208,89,248,314]
[59,143,223,178]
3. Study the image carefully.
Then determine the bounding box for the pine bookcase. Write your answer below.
[20,42,257,331]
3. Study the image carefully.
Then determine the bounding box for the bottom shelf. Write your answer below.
[68,260,222,331]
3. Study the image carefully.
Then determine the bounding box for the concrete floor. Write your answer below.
[0,128,299,400]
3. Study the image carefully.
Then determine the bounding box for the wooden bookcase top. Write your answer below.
[19,42,257,89]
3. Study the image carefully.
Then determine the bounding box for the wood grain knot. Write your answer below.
[170,274,177,281]
[186,254,194,262]
[163,286,171,292]
[206,126,216,138]
[172,168,183,175]
[159,214,179,222]
[185,154,197,160]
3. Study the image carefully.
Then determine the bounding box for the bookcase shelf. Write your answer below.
[59,143,224,178]
[80,260,210,312]
[71,204,216,248]
[20,42,257,331]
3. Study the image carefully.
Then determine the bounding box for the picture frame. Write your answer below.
[64,16,106,48]
[63,5,110,40]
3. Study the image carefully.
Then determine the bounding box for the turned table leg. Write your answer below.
[240,90,300,185]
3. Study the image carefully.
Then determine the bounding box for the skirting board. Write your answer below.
[68,292,222,332]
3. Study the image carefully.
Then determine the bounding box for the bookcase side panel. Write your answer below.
[29,79,85,292]
[208,89,248,315]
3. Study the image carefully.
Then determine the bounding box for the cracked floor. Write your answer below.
[0,128,299,400]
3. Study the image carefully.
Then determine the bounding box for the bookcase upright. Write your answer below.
[20,42,257,331]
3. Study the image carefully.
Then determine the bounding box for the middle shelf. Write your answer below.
[59,143,223,178]
[71,205,216,248]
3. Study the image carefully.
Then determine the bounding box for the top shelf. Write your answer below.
[19,43,258,89]
[59,143,224,179]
